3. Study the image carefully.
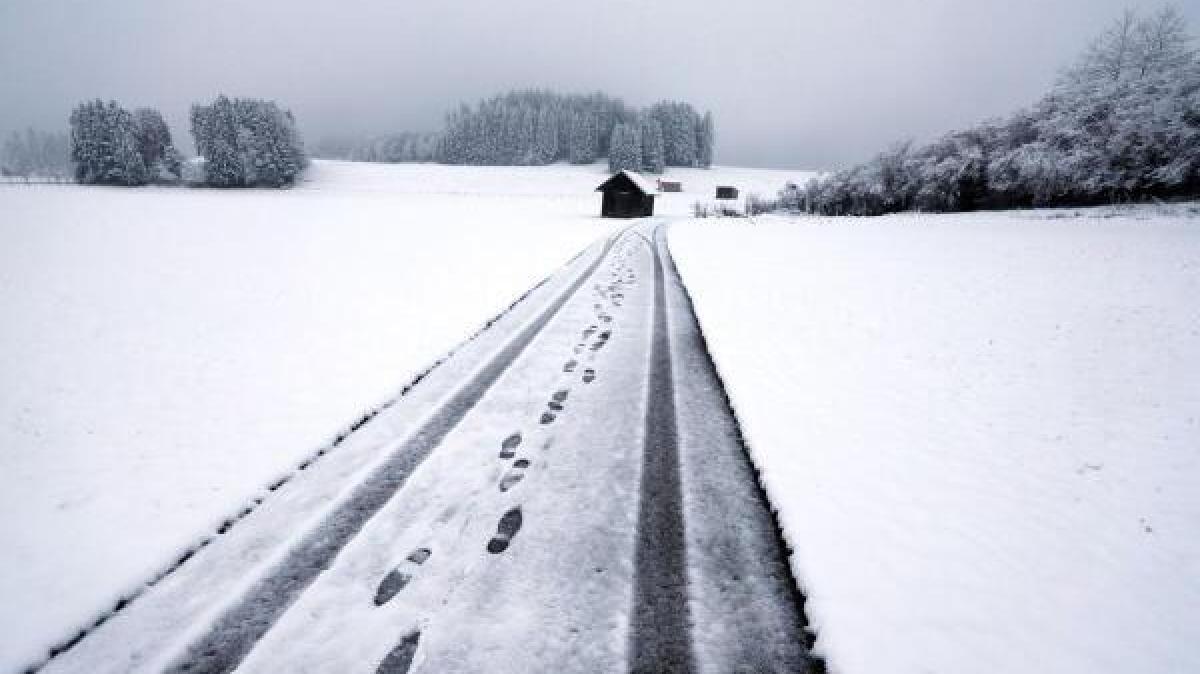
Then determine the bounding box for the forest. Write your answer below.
[319,90,715,173]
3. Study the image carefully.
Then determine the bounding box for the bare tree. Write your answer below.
[1133,5,1192,78]
[1067,9,1139,84]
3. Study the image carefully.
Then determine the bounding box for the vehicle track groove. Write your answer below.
[628,225,695,673]
[659,225,826,673]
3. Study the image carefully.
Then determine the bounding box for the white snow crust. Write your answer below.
[0,159,806,671]
[668,209,1200,674]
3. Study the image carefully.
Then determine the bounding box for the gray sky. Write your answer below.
[1,0,1194,169]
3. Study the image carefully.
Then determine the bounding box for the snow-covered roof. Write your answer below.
[621,170,658,194]
[596,169,658,195]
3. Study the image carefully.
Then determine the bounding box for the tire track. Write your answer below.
[163,232,623,674]
[659,226,826,673]
[629,225,695,673]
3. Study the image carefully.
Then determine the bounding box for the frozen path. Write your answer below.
[41,223,820,674]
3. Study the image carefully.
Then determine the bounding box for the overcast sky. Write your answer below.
[1,0,1195,169]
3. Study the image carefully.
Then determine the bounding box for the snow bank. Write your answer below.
[669,210,1200,674]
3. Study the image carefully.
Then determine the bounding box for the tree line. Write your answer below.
[2,95,306,187]
[316,89,715,173]
[316,131,440,164]
[794,6,1198,216]
[0,129,71,181]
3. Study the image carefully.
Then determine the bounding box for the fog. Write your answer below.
[1,0,1194,169]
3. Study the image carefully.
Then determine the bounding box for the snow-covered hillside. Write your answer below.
[0,159,806,672]
[669,209,1200,674]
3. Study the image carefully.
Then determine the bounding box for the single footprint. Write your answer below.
[375,630,421,674]
[564,359,578,373]
[499,458,531,492]
[540,411,556,425]
[548,401,564,412]
[487,507,524,554]
[374,548,432,606]
[552,390,569,403]
[500,432,522,459]
[583,368,596,383]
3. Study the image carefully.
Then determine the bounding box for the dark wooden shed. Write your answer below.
[597,170,656,218]
[716,185,739,200]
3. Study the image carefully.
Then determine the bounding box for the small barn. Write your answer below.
[716,185,739,200]
[596,170,657,218]
[657,179,683,193]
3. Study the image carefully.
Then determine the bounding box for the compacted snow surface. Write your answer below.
[669,210,1200,674]
[0,159,807,672]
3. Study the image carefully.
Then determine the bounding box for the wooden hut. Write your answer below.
[596,170,656,218]
[716,185,739,200]
[657,179,683,193]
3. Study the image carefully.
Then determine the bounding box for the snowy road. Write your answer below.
[40,222,819,674]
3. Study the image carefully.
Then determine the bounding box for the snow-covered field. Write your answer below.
[669,209,1200,674]
[0,159,807,671]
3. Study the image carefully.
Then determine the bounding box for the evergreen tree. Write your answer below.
[649,101,701,167]
[641,117,665,174]
[697,111,715,168]
[608,122,642,173]
[189,95,306,187]
[132,107,181,182]
[189,95,242,187]
[568,112,599,164]
[534,107,559,164]
[69,99,148,186]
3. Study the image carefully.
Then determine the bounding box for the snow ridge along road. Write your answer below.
[44,222,821,673]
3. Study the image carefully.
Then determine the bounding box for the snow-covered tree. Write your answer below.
[190,95,306,187]
[70,100,148,186]
[1,128,70,180]
[802,6,1200,215]
[640,117,665,174]
[649,102,700,167]
[533,107,559,164]
[428,89,709,168]
[568,111,599,164]
[697,111,715,168]
[191,95,241,187]
[608,122,642,173]
[132,108,181,182]
[1133,6,1193,77]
